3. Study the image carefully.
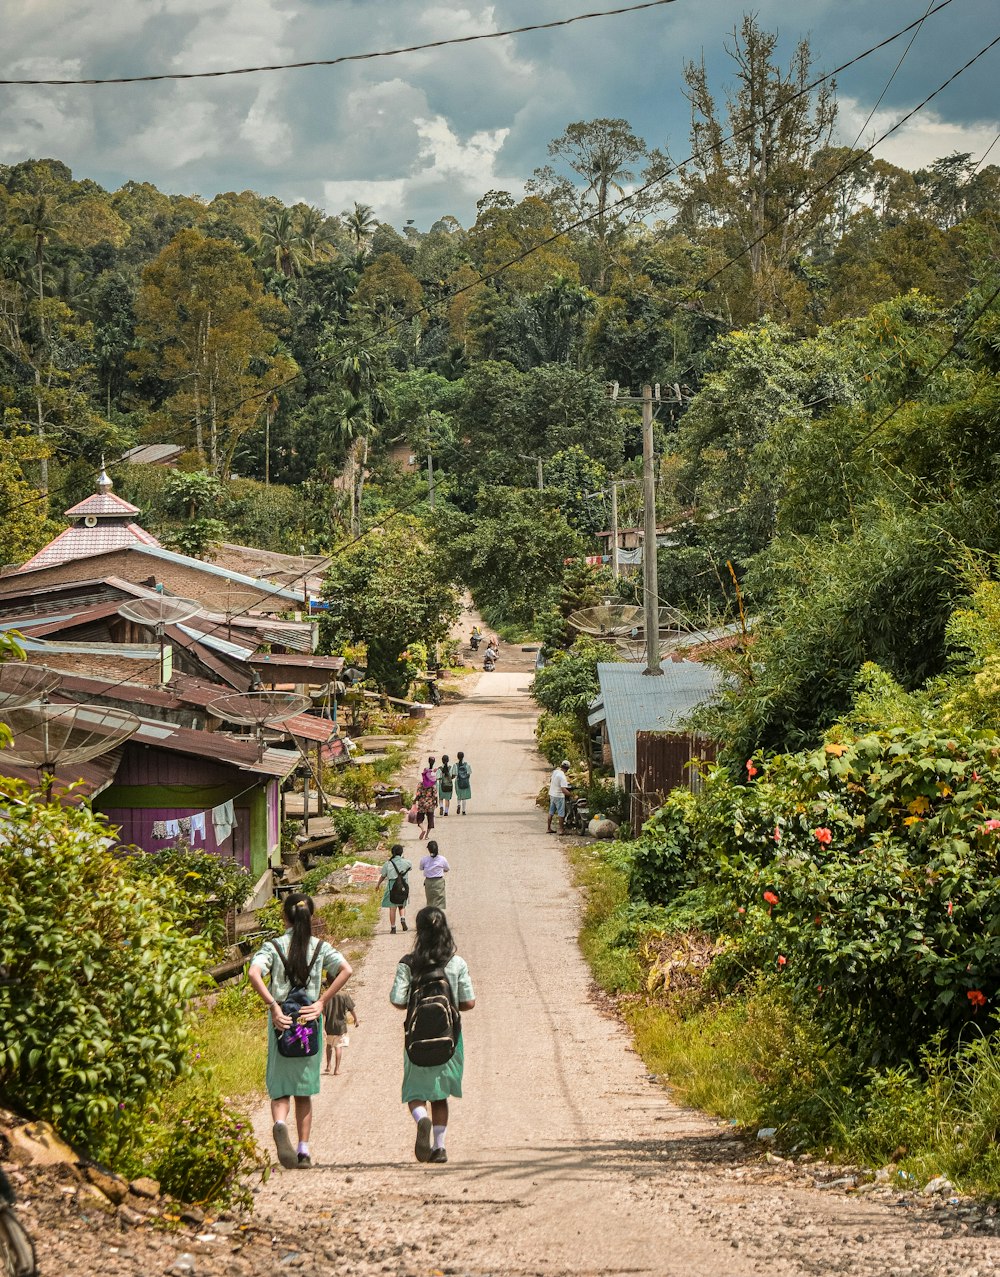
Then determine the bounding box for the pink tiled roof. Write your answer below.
[64,491,142,518]
[17,523,162,572]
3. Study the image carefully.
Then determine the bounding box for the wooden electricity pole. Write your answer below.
[641,385,662,676]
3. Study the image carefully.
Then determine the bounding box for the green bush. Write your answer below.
[147,1083,268,1210]
[629,727,1000,1060]
[584,778,630,827]
[0,785,209,1161]
[535,711,581,767]
[332,806,385,853]
[127,843,255,949]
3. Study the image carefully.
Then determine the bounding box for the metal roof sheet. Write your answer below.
[122,444,184,465]
[17,523,162,572]
[594,660,724,777]
[64,491,142,518]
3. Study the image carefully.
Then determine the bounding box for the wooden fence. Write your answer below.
[631,730,719,833]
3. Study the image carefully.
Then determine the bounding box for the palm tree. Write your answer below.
[298,205,334,261]
[343,201,378,254]
[15,193,62,306]
[257,209,307,279]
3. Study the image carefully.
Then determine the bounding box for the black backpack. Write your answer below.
[388,856,410,906]
[402,958,461,1067]
[438,766,454,795]
[456,760,470,784]
[269,941,322,1058]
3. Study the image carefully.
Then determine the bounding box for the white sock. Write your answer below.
[297,1140,309,1155]
[433,1125,447,1149]
[411,1105,429,1124]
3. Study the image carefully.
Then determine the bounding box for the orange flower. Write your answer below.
[763,890,779,906]
[814,827,833,845]
[773,826,781,843]
[777,955,787,967]
[968,990,987,1010]
[746,759,758,778]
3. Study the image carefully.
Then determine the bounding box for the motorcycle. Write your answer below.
[563,789,590,834]
[483,654,496,672]
[0,1167,37,1277]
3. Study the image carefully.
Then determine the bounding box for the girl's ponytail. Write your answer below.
[282,891,315,986]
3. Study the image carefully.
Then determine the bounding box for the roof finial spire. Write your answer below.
[97,456,112,493]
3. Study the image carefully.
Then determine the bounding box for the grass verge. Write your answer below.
[570,838,1000,1196]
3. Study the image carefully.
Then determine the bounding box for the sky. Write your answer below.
[1,0,998,230]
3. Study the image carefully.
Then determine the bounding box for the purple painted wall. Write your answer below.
[115,748,240,788]
[100,805,252,867]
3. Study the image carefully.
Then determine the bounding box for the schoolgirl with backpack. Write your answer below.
[454,751,472,814]
[248,892,353,1170]
[377,843,412,934]
[390,906,476,1164]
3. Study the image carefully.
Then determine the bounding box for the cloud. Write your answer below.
[0,0,997,226]
[837,95,1000,172]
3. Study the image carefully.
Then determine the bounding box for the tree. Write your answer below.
[527,119,669,291]
[436,487,581,630]
[130,229,297,475]
[319,517,460,695]
[257,208,308,279]
[545,445,608,537]
[0,419,55,564]
[679,17,837,323]
[343,201,378,254]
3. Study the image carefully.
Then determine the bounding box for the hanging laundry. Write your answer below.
[151,820,168,839]
[164,819,181,838]
[189,812,207,844]
[178,816,192,837]
[212,800,236,844]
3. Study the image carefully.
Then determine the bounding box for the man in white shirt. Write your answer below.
[547,759,572,835]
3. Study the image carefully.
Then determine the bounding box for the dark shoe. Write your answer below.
[390,927,396,934]
[272,1122,297,1169]
[414,1116,433,1162]
[297,1152,312,1168]
[429,1147,448,1163]
[401,919,409,931]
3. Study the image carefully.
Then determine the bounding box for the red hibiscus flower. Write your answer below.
[746,759,758,778]
[968,990,987,1010]
[814,827,833,845]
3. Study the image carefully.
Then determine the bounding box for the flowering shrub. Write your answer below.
[630,726,1000,1058]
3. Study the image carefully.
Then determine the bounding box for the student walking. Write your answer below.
[454,751,472,814]
[323,990,359,1075]
[248,893,352,1170]
[390,907,475,1164]
[378,845,412,934]
[416,757,438,840]
[419,839,450,911]
[437,754,455,816]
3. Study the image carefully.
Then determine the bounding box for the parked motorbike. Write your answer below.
[0,1167,37,1277]
[563,789,590,833]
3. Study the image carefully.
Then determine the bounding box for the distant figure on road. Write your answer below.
[420,839,450,911]
[323,990,359,1075]
[416,757,438,840]
[454,751,472,814]
[391,907,475,1165]
[469,625,482,652]
[437,753,455,815]
[378,845,412,934]
[248,892,352,1170]
[547,759,571,835]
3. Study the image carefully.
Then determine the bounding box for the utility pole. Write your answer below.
[610,479,620,581]
[641,385,662,675]
[426,418,436,510]
[520,455,544,490]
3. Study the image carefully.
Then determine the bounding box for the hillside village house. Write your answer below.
[0,469,344,906]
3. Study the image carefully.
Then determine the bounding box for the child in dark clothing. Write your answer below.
[323,991,359,1074]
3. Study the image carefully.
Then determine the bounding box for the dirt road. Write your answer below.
[251,668,1000,1277]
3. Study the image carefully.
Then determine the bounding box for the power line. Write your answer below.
[0,0,679,86]
[0,0,963,526]
[847,0,936,151]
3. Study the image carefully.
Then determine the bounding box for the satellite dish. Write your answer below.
[567,604,645,638]
[118,597,202,686]
[0,702,139,796]
[207,691,311,760]
[117,597,203,630]
[0,663,61,708]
